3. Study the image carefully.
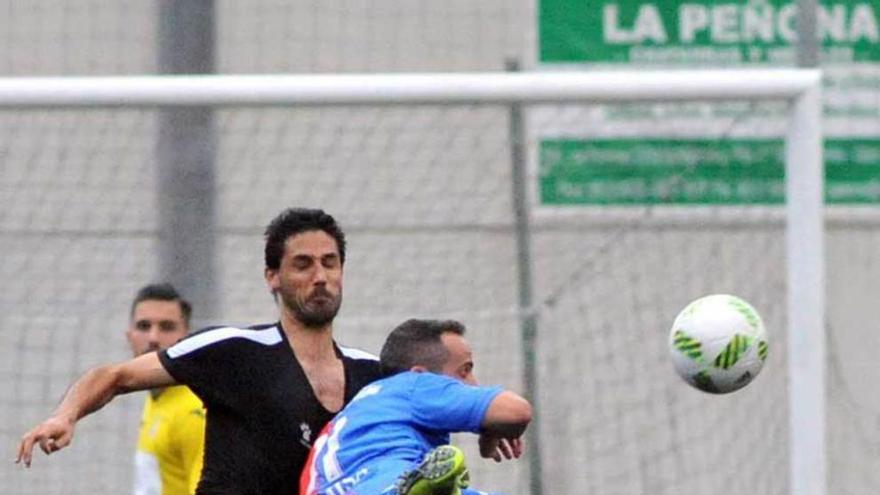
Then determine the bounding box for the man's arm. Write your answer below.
[16,352,176,467]
[480,390,532,438]
[478,391,532,462]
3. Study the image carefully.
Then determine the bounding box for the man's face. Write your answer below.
[440,332,477,385]
[125,299,189,357]
[266,230,343,328]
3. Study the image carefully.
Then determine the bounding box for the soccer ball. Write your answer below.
[668,294,768,394]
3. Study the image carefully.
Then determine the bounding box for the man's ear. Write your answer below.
[410,365,428,373]
[265,267,279,291]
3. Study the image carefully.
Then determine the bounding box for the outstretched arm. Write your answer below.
[15,351,176,467]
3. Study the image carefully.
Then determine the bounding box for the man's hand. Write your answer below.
[478,434,523,463]
[14,354,175,468]
[16,414,76,467]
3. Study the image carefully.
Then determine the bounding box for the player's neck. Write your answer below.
[280,315,336,361]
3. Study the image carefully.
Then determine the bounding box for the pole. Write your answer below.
[796,0,820,68]
[792,3,824,493]
[157,0,217,323]
[506,58,543,495]
[786,84,826,495]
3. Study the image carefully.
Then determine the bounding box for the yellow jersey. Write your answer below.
[134,385,206,495]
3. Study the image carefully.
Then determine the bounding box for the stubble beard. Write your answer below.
[283,288,342,329]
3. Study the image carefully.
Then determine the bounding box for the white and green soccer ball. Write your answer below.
[669,294,769,394]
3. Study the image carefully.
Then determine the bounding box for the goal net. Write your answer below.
[0,69,871,495]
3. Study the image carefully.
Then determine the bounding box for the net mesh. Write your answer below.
[0,102,807,495]
[0,2,879,495]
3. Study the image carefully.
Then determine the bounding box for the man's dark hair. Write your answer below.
[130,283,192,326]
[264,208,346,270]
[379,319,466,376]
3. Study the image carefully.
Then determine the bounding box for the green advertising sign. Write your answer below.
[540,1,880,64]
[540,138,880,204]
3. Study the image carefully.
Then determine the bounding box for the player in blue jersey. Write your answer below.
[300,319,532,495]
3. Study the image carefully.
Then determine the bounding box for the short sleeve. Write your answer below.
[157,326,238,407]
[409,374,502,434]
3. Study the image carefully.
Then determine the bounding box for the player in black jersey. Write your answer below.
[17,208,383,495]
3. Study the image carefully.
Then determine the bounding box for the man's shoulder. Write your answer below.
[166,323,283,359]
[408,371,487,396]
[190,321,280,338]
[368,371,424,394]
[412,371,458,385]
[336,343,378,362]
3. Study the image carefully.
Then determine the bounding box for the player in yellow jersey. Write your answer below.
[126,283,205,495]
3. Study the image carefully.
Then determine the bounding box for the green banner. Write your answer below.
[540,138,880,204]
[540,1,880,64]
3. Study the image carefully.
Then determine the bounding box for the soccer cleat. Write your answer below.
[395,445,469,495]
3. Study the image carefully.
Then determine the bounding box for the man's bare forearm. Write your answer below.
[57,351,175,420]
[17,351,175,466]
[52,364,130,422]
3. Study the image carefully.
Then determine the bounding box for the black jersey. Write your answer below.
[157,322,382,495]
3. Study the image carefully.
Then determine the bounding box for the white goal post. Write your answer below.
[0,69,825,495]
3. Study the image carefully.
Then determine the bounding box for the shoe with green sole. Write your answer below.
[395,445,469,495]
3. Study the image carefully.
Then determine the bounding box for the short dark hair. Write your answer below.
[264,208,347,270]
[379,319,466,376]
[130,283,192,326]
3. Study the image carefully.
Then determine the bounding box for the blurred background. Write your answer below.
[1,1,879,494]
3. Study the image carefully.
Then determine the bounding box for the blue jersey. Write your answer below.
[301,371,502,495]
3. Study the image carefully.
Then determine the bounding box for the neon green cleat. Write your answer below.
[395,445,469,495]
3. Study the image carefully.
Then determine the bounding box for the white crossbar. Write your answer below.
[0,69,820,107]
